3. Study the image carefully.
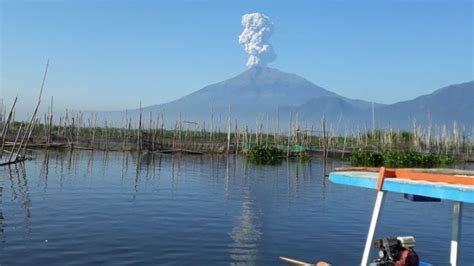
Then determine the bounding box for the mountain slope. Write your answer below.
[139,67,374,125]
[149,67,337,113]
[101,68,472,131]
[375,81,474,128]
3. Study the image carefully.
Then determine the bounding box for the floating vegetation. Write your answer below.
[349,150,384,167]
[350,150,455,168]
[297,152,310,163]
[245,144,310,165]
[245,144,284,165]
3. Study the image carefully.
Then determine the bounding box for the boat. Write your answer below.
[280,167,474,265]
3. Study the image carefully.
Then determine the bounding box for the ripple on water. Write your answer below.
[0,151,473,265]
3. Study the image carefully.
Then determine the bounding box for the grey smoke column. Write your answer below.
[238,13,276,67]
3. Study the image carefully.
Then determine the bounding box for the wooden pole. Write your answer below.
[227,104,231,154]
[137,101,142,153]
[321,116,327,159]
[160,112,164,139]
[342,128,348,159]
[17,100,41,157]
[265,114,269,145]
[235,118,239,155]
[152,114,158,151]
[0,97,18,158]
[105,120,109,151]
[91,113,97,149]
[210,105,214,143]
[38,60,49,101]
[47,96,53,146]
[7,123,23,162]
[287,111,292,158]
[17,60,49,156]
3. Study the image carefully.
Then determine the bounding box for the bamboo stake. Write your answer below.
[92,113,97,149]
[287,111,292,158]
[138,101,142,153]
[0,97,18,158]
[7,123,23,162]
[17,99,42,157]
[47,96,53,146]
[105,120,109,151]
[226,104,231,154]
[235,118,239,155]
[321,116,328,159]
[18,59,49,156]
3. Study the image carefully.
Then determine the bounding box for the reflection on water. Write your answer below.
[0,150,472,265]
[0,174,3,242]
[6,163,32,239]
[228,155,262,265]
[230,197,261,265]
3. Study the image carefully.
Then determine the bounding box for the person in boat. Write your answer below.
[372,236,419,266]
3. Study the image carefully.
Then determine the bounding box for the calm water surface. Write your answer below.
[1,151,473,265]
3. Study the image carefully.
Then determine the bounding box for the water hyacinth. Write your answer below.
[350,150,455,168]
[245,144,284,165]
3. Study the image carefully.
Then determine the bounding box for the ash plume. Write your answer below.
[238,12,276,68]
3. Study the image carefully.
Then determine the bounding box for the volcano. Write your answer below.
[136,67,374,127]
[104,67,473,131]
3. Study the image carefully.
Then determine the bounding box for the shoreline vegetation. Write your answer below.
[349,150,455,168]
[1,111,473,166]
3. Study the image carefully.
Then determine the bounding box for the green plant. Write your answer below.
[350,150,455,168]
[298,152,310,162]
[246,144,284,165]
[349,150,384,167]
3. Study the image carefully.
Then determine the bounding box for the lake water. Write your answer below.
[1,151,473,265]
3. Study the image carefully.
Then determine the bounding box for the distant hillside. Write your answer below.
[100,68,473,132]
[295,96,370,124]
[374,81,474,128]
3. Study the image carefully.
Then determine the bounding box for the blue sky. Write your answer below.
[1,0,472,114]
